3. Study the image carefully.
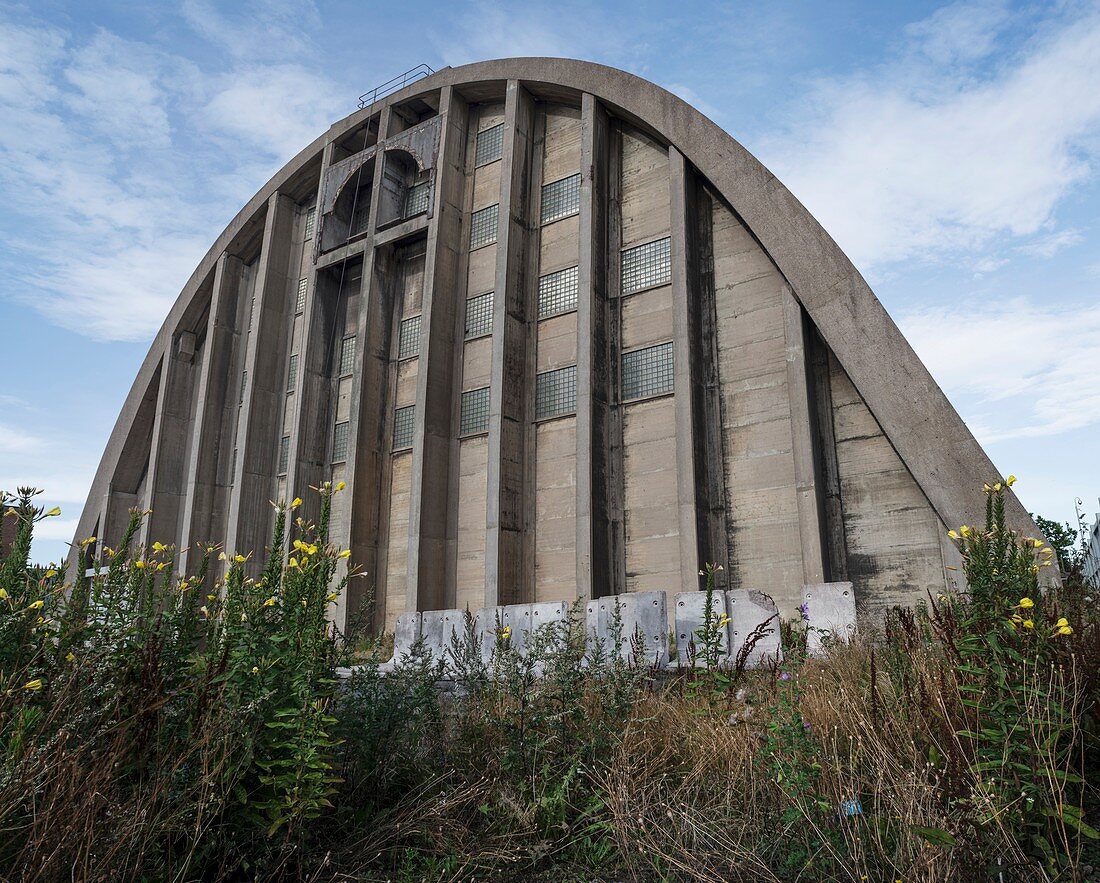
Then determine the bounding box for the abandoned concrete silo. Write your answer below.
[71,58,1043,634]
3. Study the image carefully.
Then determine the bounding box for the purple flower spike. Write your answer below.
[798,601,810,622]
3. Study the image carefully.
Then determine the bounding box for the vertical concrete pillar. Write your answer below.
[806,324,848,581]
[226,192,297,567]
[407,85,469,613]
[576,93,624,600]
[784,289,828,585]
[178,254,243,575]
[485,81,538,608]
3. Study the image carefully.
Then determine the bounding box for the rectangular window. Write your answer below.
[621,237,672,296]
[398,315,421,359]
[469,204,498,250]
[538,265,579,318]
[621,341,674,401]
[304,205,316,239]
[536,365,577,420]
[404,180,430,218]
[464,291,494,338]
[393,405,415,450]
[296,277,307,313]
[339,335,357,376]
[460,387,490,436]
[239,370,247,404]
[287,354,298,391]
[475,123,504,167]
[540,173,581,225]
[248,296,255,330]
[332,421,350,462]
[278,435,290,475]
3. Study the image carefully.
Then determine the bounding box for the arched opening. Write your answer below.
[322,157,376,252]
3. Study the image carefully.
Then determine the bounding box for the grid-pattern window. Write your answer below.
[393,405,415,450]
[540,173,581,225]
[287,354,298,391]
[339,335,357,376]
[536,365,577,420]
[538,265,579,317]
[278,435,290,475]
[622,342,674,401]
[304,206,316,239]
[475,123,504,167]
[332,421,350,462]
[404,180,431,218]
[465,292,494,338]
[351,199,370,237]
[469,204,498,250]
[398,315,421,359]
[621,237,672,295]
[460,387,490,436]
[296,277,307,313]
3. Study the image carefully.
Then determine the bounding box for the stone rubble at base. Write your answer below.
[338,581,855,679]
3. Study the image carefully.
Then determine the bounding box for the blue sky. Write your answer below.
[1,0,1098,564]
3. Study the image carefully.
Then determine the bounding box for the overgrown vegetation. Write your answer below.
[1,478,1097,881]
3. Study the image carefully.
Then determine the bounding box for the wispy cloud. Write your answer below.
[762,2,1100,271]
[900,297,1100,442]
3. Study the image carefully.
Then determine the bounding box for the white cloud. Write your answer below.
[763,3,1100,270]
[1017,228,1084,258]
[900,297,1100,442]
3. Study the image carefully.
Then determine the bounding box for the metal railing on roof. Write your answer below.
[357,64,435,110]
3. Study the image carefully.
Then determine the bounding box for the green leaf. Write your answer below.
[913,826,956,847]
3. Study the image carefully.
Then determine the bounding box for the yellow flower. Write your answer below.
[156,562,167,571]
[218,552,227,561]
[134,560,145,570]
[251,666,259,674]
[65,652,75,662]
[326,592,338,602]
[947,530,959,540]
[200,605,210,617]
[983,483,993,493]
[1018,597,1034,609]
[80,535,96,547]
[1058,625,1073,636]
[500,626,512,639]
[264,596,277,607]
[307,543,318,555]
[335,481,346,492]
[234,554,247,563]
[45,569,57,578]
[1032,538,1044,548]
[23,679,43,691]
[960,525,971,537]
[1022,619,1034,630]
[28,600,44,610]
[0,588,7,600]
[288,557,299,569]
[339,549,351,559]
[1006,474,1017,486]
[44,506,61,517]
[993,482,1002,492]
[293,539,305,551]
[291,497,303,508]
[207,593,217,601]
[152,541,166,553]
[179,580,189,590]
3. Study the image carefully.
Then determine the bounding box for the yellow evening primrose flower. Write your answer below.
[23,679,43,691]
[326,593,338,603]
[960,525,971,537]
[947,529,959,540]
[65,652,75,662]
[28,600,44,610]
[207,594,217,602]
[1006,475,1017,486]
[45,506,61,517]
[1019,597,1034,609]
[1056,618,1069,628]
[152,541,166,553]
[993,482,1002,492]
[288,557,299,569]
[291,497,303,508]
[251,666,259,675]
[0,588,7,600]
[218,552,227,561]
[335,481,346,492]
[157,562,167,571]
[1022,619,1034,630]
[1058,625,1073,636]
[45,569,57,578]
[81,535,96,546]
[179,580,189,590]
[339,549,351,559]
[234,554,247,563]
[134,560,145,570]
[264,596,277,607]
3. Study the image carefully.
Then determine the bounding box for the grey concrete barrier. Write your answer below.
[803,581,856,655]
[587,591,669,668]
[726,589,782,667]
[673,590,728,666]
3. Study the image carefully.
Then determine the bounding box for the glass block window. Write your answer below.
[538,265,579,317]
[460,387,490,436]
[398,315,421,359]
[339,335,357,376]
[469,204,498,250]
[540,173,581,225]
[304,206,316,239]
[287,354,298,391]
[332,421,350,462]
[404,180,430,218]
[278,435,290,475]
[536,365,577,420]
[465,291,494,338]
[621,237,672,295]
[621,341,674,401]
[393,405,415,450]
[296,277,307,313]
[475,123,504,167]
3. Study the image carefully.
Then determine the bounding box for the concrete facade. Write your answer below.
[70,59,1048,631]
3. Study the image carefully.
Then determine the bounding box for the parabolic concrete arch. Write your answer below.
[70,57,1041,631]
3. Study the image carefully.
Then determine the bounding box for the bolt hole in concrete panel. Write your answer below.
[725,589,782,668]
[674,591,729,667]
[803,581,856,656]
